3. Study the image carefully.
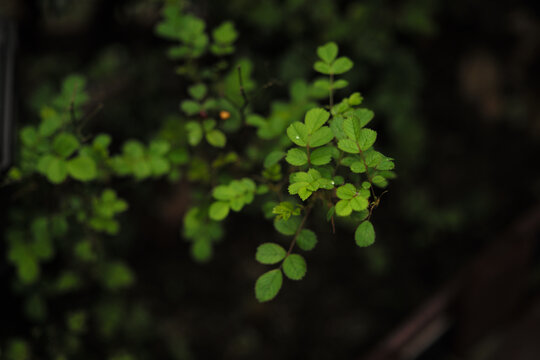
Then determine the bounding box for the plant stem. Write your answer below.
[286,201,313,256]
[329,73,334,108]
[357,144,377,199]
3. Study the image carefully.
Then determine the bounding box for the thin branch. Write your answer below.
[329,73,334,108]
[69,83,79,123]
[286,202,314,256]
[237,65,249,110]
[77,103,104,139]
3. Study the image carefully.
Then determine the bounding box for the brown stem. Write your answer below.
[286,202,313,256]
[357,144,377,199]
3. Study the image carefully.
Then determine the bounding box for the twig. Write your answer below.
[286,202,314,256]
[237,65,249,109]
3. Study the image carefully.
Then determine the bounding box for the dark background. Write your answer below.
[2,0,540,359]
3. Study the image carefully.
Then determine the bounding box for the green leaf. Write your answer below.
[255,269,283,302]
[304,108,330,133]
[256,243,287,264]
[44,157,68,184]
[336,184,356,199]
[310,146,333,166]
[67,156,97,181]
[282,254,307,280]
[288,168,331,201]
[332,57,353,74]
[287,122,308,146]
[93,134,112,149]
[326,206,335,221]
[372,175,388,188]
[335,199,352,216]
[149,156,170,175]
[346,93,362,107]
[149,140,171,156]
[297,229,317,251]
[337,139,359,153]
[74,240,97,262]
[357,129,377,151]
[350,161,366,173]
[20,127,38,146]
[246,114,266,127]
[188,83,207,100]
[376,159,395,170]
[212,185,234,200]
[274,216,301,236]
[4,339,31,360]
[181,100,200,116]
[264,151,285,168]
[286,148,308,166]
[212,21,238,44]
[168,148,189,165]
[355,221,375,247]
[53,132,80,158]
[31,217,53,260]
[353,109,374,127]
[206,129,226,148]
[314,61,331,75]
[101,262,135,290]
[364,150,384,167]
[209,201,230,220]
[313,79,331,91]
[202,119,216,132]
[123,140,144,157]
[309,127,334,147]
[330,116,347,140]
[272,201,301,220]
[343,116,362,143]
[58,75,88,110]
[317,42,338,63]
[333,175,345,185]
[39,113,62,137]
[192,239,213,262]
[350,196,369,211]
[186,121,203,146]
[333,79,348,89]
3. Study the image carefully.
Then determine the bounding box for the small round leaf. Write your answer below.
[297,229,317,251]
[67,156,97,181]
[355,221,375,247]
[209,201,230,221]
[256,243,287,264]
[255,269,283,302]
[282,254,307,280]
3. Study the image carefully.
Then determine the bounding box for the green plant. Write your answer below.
[4,3,393,311]
[152,5,395,301]
[3,3,396,355]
